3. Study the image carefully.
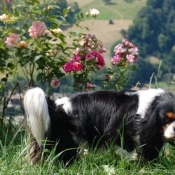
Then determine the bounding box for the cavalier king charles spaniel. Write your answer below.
[23,87,175,164]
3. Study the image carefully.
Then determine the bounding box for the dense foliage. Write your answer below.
[121,0,175,84]
[127,0,175,57]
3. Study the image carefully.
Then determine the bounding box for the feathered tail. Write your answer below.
[24,87,51,147]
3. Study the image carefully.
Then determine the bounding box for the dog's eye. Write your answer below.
[162,116,173,125]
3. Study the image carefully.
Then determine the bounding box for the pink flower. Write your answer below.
[29,21,47,39]
[72,62,83,72]
[5,33,21,49]
[86,52,93,60]
[95,64,102,70]
[111,55,123,65]
[128,47,139,56]
[85,50,98,60]
[122,38,134,47]
[95,54,105,69]
[73,48,83,55]
[112,39,139,66]
[91,50,99,56]
[71,55,82,61]
[99,47,106,53]
[51,79,60,88]
[63,62,73,73]
[126,54,135,64]
[114,43,126,55]
[86,82,96,90]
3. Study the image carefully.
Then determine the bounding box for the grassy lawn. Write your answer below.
[1,125,175,174]
[70,0,147,20]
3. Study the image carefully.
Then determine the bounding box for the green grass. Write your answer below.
[1,122,175,174]
[79,0,146,20]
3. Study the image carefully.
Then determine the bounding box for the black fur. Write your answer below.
[45,90,139,162]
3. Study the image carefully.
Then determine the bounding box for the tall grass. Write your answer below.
[1,121,175,174]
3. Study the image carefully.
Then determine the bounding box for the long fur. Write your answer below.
[23,88,50,146]
[23,87,175,163]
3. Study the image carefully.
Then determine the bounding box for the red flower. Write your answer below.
[63,62,73,73]
[72,62,83,72]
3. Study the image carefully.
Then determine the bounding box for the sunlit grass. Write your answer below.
[78,0,146,20]
[1,121,175,174]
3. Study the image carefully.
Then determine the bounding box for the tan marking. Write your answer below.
[165,112,175,120]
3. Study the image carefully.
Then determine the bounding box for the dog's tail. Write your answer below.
[24,87,51,147]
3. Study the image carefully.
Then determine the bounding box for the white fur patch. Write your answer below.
[125,91,138,96]
[164,121,175,139]
[55,97,72,114]
[137,89,165,118]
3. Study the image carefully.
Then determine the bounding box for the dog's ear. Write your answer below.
[139,108,164,160]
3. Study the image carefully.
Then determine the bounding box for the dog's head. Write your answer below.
[138,91,175,160]
[153,92,175,141]
[142,92,175,140]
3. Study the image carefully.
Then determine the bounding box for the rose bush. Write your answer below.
[0,0,138,93]
[103,39,138,90]
[63,33,106,91]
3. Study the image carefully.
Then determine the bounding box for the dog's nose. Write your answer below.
[173,127,175,132]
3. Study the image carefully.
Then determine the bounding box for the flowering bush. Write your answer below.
[0,0,107,93]
[0,0,138,95]
[111,38,138,65]
[63,33,106,91]
[103,39,139,90]
[0,0,71,90]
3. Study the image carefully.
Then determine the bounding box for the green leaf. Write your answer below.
[36,73,44,81]
[1,77,7,82]
[7,63,14,68]
[63,8,69,16]
[34,55,43,61]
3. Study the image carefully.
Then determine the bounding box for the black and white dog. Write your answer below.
[23,87,175,163]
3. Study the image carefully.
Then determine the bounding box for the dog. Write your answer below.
[23,87,175,164]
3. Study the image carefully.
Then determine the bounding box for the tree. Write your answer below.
[124,0,175,82]
[127,59,157,87]
[127,0,175,57]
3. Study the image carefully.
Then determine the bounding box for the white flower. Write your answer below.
[89,9,100,17]
[78,40,85,46]
[17,41,28,48]
[46,50,58,57]
[0,14,10,20]
[102,165,115,175]
[132,153,138,160]
[52,28,63,34]
[83,149,88,155]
